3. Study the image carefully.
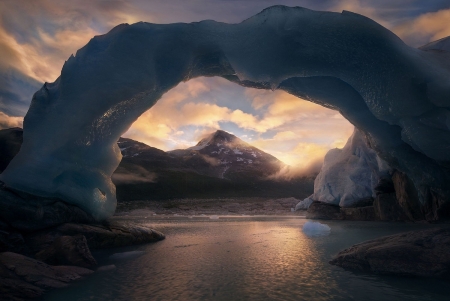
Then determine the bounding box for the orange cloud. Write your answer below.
[123,77,355,167]
[0,112,23,129]
[393,9,450,46]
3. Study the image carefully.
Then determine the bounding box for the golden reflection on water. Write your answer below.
[122,218,342,301]
[43,217,449,301]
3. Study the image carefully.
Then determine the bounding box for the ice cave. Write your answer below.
[1,6,450,221]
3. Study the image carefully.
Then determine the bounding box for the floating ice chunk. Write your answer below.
[210,215,220,219]
[302,221,331,237]
[109,251,145,260]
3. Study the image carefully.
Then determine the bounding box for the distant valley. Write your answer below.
[0,128,314,201]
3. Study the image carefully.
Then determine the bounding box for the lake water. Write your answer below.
[44,216,450,301]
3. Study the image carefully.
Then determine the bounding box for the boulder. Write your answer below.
[306,201,342,220]
[35,235,97,268]
[27,221,165,252]
[0,252,93,300]
[330,227,450,277]
[0,185,96,232]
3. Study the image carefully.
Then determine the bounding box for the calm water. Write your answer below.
[45,216,450,301]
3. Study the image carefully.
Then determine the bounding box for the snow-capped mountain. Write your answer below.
[169,130,284,181]
[0,128,313,200]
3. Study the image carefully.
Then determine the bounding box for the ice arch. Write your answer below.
[2,6,450,220]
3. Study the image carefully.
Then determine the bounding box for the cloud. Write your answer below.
[123,77,354,167]
[0,112,23,129]
[393,9,450,47]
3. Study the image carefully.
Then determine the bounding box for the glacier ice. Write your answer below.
[295,197,314,211]
[311,128,390,207]
[1,5,450,220]
[302,221,331,237]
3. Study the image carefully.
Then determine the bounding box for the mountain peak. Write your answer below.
[189,130,241,151]
[211,130,238,142]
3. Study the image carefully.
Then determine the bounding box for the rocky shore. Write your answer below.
[0,185,165,300]
[330,227,450,278]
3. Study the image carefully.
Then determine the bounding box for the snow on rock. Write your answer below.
[295,196,314,210]
[2,6,450,220]
[302,221,331,237]
[312,128,390,208]
[233,148,243,155]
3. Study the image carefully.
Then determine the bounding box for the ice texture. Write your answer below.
[302,221,331,237]
[295,196,314,211]
[312,128,390,207]
[1,6,450,220]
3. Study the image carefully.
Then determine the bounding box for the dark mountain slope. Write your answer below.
[0,128,314,201]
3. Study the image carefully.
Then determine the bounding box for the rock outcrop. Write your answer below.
[27,222,165,252]
[35,235,97,268]
[0,185,165,300]
[0,184,96,232]
[306,201,342,220]
[330,227,450,278]
[0,252,93,300]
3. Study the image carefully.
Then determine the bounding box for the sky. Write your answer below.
[1,0,449,170]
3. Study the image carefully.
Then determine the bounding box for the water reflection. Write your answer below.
[44,217,450,301]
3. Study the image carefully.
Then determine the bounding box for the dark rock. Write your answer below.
[373,192,409,221]
[35,235,97,268]
[27,221,165,252]
[392,171,424,221]
[373,177,395,195]
[0,128,23,174]
[340,206,377,221]
[423,187,450,222]
[306,201,342,220]
[330,227,450,277]
[0,186,97,232]
[347,197,374,208]
[0,231,30,255]
[0,252,93,300]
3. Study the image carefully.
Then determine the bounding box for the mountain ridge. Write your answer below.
[0,128,314,201]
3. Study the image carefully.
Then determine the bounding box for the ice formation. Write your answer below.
[294,197,313,211]
[1,6,450,220]
[311,128,390,207]
[302,221,331,237]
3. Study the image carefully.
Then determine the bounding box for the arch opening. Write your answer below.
[1,6,450,220]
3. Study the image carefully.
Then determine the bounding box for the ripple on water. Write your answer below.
[44,217,450,301]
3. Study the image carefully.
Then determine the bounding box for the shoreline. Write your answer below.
[115,197,305,217]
